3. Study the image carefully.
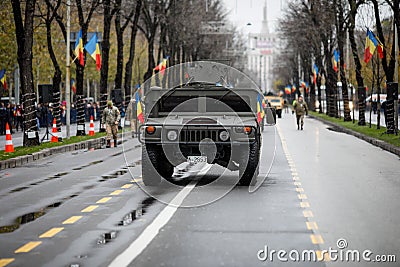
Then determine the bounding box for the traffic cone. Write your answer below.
[89,115,95,136]
[51,118,59,143]
[5,123,14,153]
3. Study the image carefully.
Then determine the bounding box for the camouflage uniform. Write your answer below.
[293,98,308,130]
[102,102,120,147]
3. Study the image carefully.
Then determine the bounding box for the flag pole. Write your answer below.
[66,0,71,139]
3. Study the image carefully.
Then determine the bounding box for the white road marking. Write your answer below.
[108,182,197,267]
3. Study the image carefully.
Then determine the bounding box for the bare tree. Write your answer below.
[124,0,142,102]
[11,0,39,146]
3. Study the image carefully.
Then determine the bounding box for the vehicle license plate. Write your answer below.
[187,156,207,164]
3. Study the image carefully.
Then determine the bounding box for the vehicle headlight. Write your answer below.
[167,130,178,141]
[219,130,230,141]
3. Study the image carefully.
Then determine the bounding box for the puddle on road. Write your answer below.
[118,208,143,226]
[0,194,79,234]
[9,186,29,193]
[117,197,156,226]
[97,231,118,244]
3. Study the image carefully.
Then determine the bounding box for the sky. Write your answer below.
[221,0,287,34]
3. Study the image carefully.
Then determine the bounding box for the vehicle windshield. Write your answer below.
[152,89,252,116]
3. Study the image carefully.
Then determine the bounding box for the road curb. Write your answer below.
[0,133,127,170]
[309,115,400,157]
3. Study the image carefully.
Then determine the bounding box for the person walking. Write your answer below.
[102,100,120,148]
[293,95,308,130]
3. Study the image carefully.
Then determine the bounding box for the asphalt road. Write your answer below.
[0,114,399,267]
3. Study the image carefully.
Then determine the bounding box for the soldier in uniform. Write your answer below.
[102,100,121,148]
[293,95,308,130]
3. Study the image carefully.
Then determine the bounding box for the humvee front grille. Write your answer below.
[180,129,219,142]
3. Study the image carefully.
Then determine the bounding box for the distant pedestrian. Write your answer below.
[102,101,120,148]
[0,103,7,135]
[293,95,308,130]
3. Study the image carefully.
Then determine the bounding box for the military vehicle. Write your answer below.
[139,62,273,186]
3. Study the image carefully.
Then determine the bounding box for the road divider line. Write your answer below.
[0,259,14,267]
[121,184,133,189]
[316,250,331,261]
[97,197,112,204]
[306,222,319,230]
[294,182,302,186]
[300,202,310,208]
[81,205,99,213]
[14,241,42,253]
[303,210,314,218]
[310,234,324,244]
[110,190,124,196]
[39,227,64,238]
[297,194,307,200]
[62,216,83,224]
[108,182,197,267]
[295,188,304,192]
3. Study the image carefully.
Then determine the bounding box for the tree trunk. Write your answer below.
[114,4,124,90]
[349,0,366,125]
[11,0,39,146]
[45,14,62,133]
[124,0,142,103]
[335,0,351,121]
[100,0,114,126]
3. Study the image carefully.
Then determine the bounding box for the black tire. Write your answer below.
[238,140,260,186]
[142,144,174,186]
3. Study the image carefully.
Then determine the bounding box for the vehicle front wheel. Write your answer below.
[142,144,174,186]
[238,140,260,186]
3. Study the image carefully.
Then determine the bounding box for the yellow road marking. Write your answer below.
[300,202,310,208]
[303,210,314,218]
[295,188,304,192]
[81,205,99,213]
[62,216,83,224]
[306,222,318,230]
[291,172,298,176]
[131,178,142,183]
[294,182,302,186]
[310,234,324,244]
[110,190,124,196]
[316,250,331,261]
[39,227,64,238]
[121,184,133,189]
[293,176,300,181]
[0,259,14,267]
[297,194,307,200]
[15,241,42,253]
[96,197,112,204]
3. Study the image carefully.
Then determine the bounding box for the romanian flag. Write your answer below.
[71,78,76,94]
[312,64,318,85]
[74,29,84,66]
[154,57,168,74]
[0,69,7,90]
[301,81,306,88]
[257,94,264,123]
[285,86,291,95]
[292,85,296,93]
[135,91,144,124]
[333,49,339,72]
[84,33,101,71]
[364,28,383,64]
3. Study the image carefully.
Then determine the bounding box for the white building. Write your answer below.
[246,1,278,93]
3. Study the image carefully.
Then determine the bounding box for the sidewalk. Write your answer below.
[0,121,101,148]
[309,114,400,157]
